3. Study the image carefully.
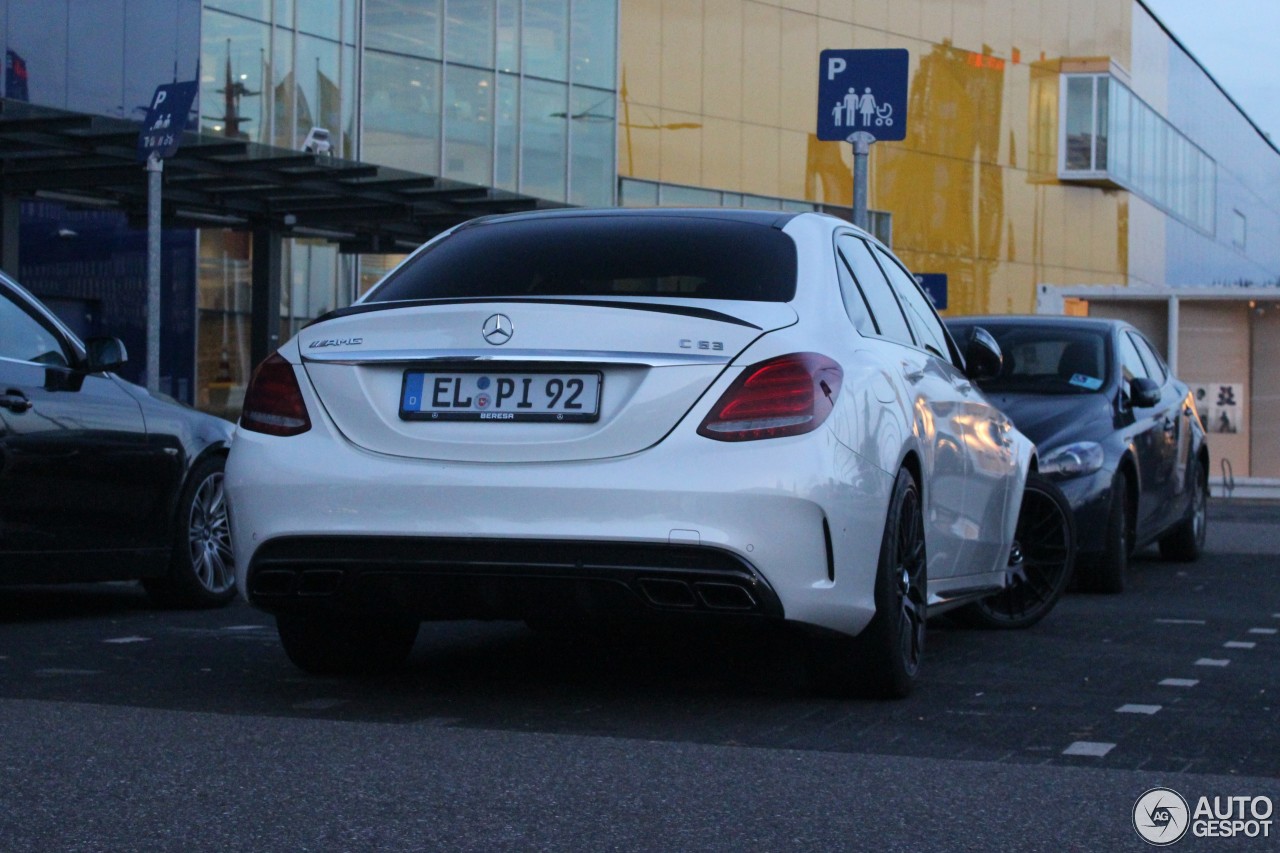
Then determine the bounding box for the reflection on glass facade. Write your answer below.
[189,0,618,418]
[1060,73,1215,235]
[361,0,616,205]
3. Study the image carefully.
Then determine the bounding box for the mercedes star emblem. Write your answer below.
[482,313,514,345]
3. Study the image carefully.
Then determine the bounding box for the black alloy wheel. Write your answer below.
[955,472,1075,629]
[1159,457,1208,561]
[813,467,926,699]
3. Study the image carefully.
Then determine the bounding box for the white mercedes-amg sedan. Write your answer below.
[226,208,1051,698]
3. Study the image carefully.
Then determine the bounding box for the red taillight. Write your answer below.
[698,353,843,441]
[240,352,312,436]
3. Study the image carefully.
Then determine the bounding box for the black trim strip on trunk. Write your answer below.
[307,297,764,330]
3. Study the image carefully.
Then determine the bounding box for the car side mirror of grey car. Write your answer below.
[1129,376,1161,408]
[84,336,128,373]
[963,326,1003,381]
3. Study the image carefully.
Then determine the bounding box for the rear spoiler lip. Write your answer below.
[307,297,766,331]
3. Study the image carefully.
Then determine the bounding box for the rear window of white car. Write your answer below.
[366,215,798,303]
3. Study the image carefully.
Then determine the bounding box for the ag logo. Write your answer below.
[1134,787,1190,846]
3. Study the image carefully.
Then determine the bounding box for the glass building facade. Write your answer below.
[192,0,617,417]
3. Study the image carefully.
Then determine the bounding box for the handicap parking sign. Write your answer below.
[817,49,909,142]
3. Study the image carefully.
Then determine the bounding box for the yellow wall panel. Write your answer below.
[700,116,744,190]
[1010,0,1042,61]
[617,0,1143,315]
[851,0,889,33]
[982,0,1015,59]
[817,16,856,52]
[1096,0,1131,71]
[1067,0,1099,57]
[658,108,705,186]
[779,129,812,200]
[887,0,923,40]
[951,0,986,54]
[741,2,782,127]
[741,123,781,196]
[919,0,954,47]
[703,0,745,120]
[1038,0,1069,59]
[661,0,704,115]
[779,10,820,131]
[620,0,662,108]
[618,100,663,178]
[818,0,855,23]
[853,25,892,49]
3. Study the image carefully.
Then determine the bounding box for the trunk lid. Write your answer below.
[298,298,797,462]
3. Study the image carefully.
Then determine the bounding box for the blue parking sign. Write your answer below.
[137,81,198,160]
[817,49,908,142]
[914,273,947,310]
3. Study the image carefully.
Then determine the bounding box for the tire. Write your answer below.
[1077,472,1131,594]
[276,612,420,676]
[955,472,1075,629]
[143,454,237,608]
[1159,457,1207,562]
[813,467,927,699]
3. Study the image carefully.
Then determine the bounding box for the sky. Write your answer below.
[1141,0,1280,142]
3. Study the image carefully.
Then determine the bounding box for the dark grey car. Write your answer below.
[947,316,1209,593]
[0,271,236,606]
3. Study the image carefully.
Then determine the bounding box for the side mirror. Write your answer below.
[84,336,127,373]
[963,326,1003,381]
[1129,376,1161,408]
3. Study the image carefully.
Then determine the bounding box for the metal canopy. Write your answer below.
[0,97,562,253]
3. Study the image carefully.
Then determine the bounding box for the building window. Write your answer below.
[1060,73,1215,235]
[1232,209,1247,251]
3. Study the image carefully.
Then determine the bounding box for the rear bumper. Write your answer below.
[226,412,894,637]
[245,536,784,622]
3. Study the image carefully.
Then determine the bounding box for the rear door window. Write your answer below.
[834,235,914,346]
[869,244,953,363]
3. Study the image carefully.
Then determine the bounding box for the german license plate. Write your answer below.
[400,370,602,422]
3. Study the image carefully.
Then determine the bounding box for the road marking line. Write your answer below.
[1160,678,1199,688]
[223,625,265,631]
[103,636,151,644]
[1249,628,1278,635]
[1117,704,1162,714]
[1063,741,1115,757]
[1196,658,1230,666]
[1224,641,1256,649]
[1155,618,1206,625]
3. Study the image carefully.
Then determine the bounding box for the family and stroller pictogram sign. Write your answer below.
[817,49,909,142]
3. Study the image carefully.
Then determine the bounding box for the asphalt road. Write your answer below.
[1,500,1277,851]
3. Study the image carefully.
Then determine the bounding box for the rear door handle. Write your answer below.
[0,390,32,413]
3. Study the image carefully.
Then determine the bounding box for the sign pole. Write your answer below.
[849,130,875,233]
[137,79,198,396]
[145,152,163,394]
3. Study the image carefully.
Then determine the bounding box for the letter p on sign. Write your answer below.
[826,57,846,80]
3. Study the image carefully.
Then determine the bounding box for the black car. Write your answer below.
[0,270,236,606]
[946,316,1208,593]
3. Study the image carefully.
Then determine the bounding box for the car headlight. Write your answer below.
[1039,441,1104,479]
